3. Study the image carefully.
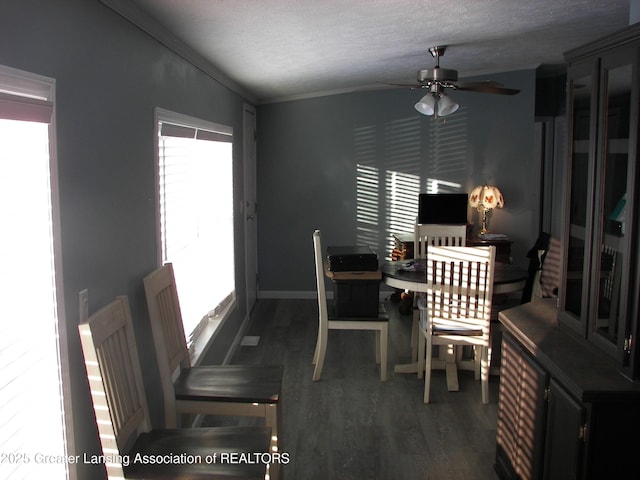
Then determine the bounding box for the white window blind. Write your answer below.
[156,110,235,349]
[0,67,70,479]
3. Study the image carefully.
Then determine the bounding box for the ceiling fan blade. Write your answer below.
[455,80,505,88]
[379,81,428,89]
[453,81,520,95]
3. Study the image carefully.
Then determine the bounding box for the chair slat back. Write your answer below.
[144,263,190,373]
[79,296,151,477]
[313,230,329,326]
[424,246,495,337]
[414,223,467,259]
[143,263,191,427]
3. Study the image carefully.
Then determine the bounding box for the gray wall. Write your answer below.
[0,1,252,479]
[256,69,538,295]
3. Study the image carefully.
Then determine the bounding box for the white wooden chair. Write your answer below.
[78,296,271,480]
[312,229,389,381]
[412,223,467,370]
[417,246,496,403]
[143,263,283,476]
[414,223,467,257]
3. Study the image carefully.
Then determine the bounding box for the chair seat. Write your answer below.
[125,425,271,479]
[174,365,283,404]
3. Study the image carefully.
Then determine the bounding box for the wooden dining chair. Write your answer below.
[414,223,467,257]
[78,296,271,480]
[143,263,283,474]
[412,223,467,368]
[417,245,496,403]
[312,229,389,381]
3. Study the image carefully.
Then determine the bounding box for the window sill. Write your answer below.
[189,298,236,366]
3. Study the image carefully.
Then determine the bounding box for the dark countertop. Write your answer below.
[499,299,640,402]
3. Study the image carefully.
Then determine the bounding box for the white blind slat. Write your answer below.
[0,92,53,123]
[160,121,232,143]
[160,123,195,138]
[196,129,232,143]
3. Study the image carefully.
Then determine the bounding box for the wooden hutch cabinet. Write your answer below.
[495,24,640,479]
[560,23,640,377]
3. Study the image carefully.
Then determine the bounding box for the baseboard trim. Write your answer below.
[258,290,317,299]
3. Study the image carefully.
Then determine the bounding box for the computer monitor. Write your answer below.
[418,193,469,224]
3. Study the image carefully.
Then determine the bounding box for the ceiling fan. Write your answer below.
[387,46,520,117]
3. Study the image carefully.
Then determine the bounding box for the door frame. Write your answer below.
[243,104,258,313]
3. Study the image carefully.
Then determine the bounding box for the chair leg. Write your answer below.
[265,403,281,480]
[417,329,426,379]
[177,412,196,428]
[375,330,381,364]
[474,345,481,380]
[481,345,489,404]
[410,307,419,361]
[265,403,280,451]
[312,328,327,381]
[423,333,433,403]
[379,324,388,382]
[312,335,320,365]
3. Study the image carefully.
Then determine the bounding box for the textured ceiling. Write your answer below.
[123,0,632,103]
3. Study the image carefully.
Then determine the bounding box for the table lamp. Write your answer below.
[469,184,504,235]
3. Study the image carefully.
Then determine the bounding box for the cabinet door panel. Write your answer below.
[496,334,520,479]
[562,58,598,334]
[515,344,548,480]
[496,334,548,480]
[543,379,584,480]
[590,49,636,357]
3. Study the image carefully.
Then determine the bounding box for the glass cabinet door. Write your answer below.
[562,60,598,335]
[590,50,636,358]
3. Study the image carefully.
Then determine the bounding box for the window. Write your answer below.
[0,66,72,479]
[155,109,235,356]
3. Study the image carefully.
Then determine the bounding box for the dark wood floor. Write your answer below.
[206,298,501,480]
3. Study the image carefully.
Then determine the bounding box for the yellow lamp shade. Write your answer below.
[469,185,504,210]
[469,184,504,234]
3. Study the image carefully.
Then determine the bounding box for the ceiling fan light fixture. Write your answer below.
[415,94,436,115]
[415,92,459,117]
[437,94,459,116]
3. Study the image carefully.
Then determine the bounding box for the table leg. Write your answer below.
[394,346,460,393]
[394,362,420,374]
[443,345,459,391]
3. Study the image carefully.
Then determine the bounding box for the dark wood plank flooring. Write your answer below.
[205,298,500,480]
